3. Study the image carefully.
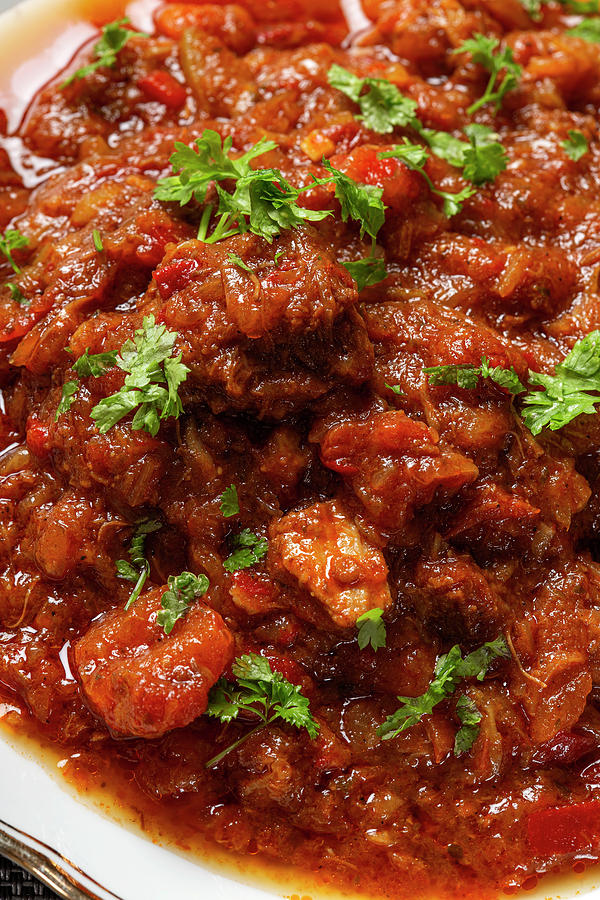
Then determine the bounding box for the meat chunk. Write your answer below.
[269,500,392,627]
[153,229,373,418]
[320,411,478,533]
[73,588,234,738]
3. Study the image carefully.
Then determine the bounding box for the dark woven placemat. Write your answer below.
[0,856,60,899]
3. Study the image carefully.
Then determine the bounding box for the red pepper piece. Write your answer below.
[138,71,187,109]
[527,800,600,855]
[154,258,199,301]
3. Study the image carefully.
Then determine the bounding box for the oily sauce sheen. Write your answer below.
[3,0,600,897]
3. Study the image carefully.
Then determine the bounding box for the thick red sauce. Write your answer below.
[3,1,600,898]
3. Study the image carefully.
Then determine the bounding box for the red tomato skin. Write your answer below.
[154,258,199,300]
[138,71,187,109]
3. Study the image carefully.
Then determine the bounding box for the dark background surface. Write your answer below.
[0,857,60,899]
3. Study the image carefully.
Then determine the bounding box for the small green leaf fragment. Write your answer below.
[220,484,240,518]
[356,608,387,651]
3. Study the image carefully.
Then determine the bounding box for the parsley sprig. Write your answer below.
[343,254,388,291]
[424,337,600,436]
[220,484,240,517]
[155,130,388,246]
[327,63,418,134]
[568,16,600,40]
[116,518,162,609]
[206,653,318,767]
[155,130,330,244]
[379,141,475,217]
[62,18,143,87]
[356,608,387,651]
[224,529,268,572]
[425,356,525,394]
[377,636,509,754]
[0,229,29,274]
[563,130,589,161]
[157,571,209,635]
[454,34,522,115]
[56,318,188,435]
[326,65,507,186]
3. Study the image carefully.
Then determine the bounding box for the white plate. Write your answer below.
[1,1,600,898]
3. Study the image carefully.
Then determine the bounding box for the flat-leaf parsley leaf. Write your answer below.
[205,652,318,767]
[327,63,419,134]
[454,34,522,115]
[157,571,210,635]
[379,141,476,216]
[377,636,509,743]
[563,129,589,161]
[356,608,387,651]
[220,484,240,518]
[425,356,526,394]
[223,529,268,572]
[0,229,29,274]
[62,18,144,87]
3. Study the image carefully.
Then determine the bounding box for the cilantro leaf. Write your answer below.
[0,229,29,275]
[563,129,589,161]
[7,282,29,306]
[379,141,476,217]
[356,607,387,651]
[223,529,268,572]
[377,636,509,742]
[62,18,143,87]
[454,695,482,756]
[454,34,522,115]
[567,16,600,40]
[220,484,240,518]
[89,315,189,436]
[116,518,162,609]
[343,255,388,291]
[425,355,526,394]
[157,571,210,634]
[327,63,419,134]
[206,652,319,767]
[55,381,80,420]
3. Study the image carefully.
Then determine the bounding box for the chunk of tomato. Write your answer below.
[528,801,600,855]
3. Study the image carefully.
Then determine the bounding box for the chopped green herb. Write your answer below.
[425,356,526,394]
[563,129,589,161]
[157,571,209,634]
[518,0,543,18]
[379,141,476,217]
[223,529,268,572]
[55,381,80,420]
[385,382,404,395]
[227,252,254,274]
[521,0,599,16]
[274,248,284,265]
[356,607,387,651]
[521,330,600,435]
[377,635,509,742]
[155,130,329,244]
[89,315,189,436]
[220,484,240,518]
[454,695,482,756]
[7,282,29,306]
[0,229,29,275]
[462,124,508,184]
[206,653,318,767]
[567,16,600,40]
[343,255,388,291]
[62,18,144,87]
[93,229,104,252]
[116,518,162,609]
[73,348,119,377]
[327,63,419,134]
[454,34,522,115]
[313,158,386,241]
